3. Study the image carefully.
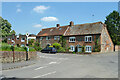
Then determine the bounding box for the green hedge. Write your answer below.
[0,43,36,51]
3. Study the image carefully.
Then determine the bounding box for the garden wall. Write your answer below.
[0,51,37,63]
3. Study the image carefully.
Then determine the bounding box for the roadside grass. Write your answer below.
[0,43,36,51]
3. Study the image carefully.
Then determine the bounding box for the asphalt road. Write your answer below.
[2,52,118,78]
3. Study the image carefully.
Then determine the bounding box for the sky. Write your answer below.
[2,2,118,35]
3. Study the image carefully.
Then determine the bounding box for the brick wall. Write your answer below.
[1,51,37,63]
[101,26,114,52]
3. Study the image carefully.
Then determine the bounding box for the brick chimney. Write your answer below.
[70,21,74,26]
[56,24,60,27]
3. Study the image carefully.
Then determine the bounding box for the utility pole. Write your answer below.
[26,32,29,61]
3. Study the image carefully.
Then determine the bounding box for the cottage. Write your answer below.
[37,21,114,53]
[7,34,36,47]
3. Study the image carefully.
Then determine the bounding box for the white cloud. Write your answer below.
[16,8,22,13]
[41,17,58,22]
[33,24,42,28]
[33,5,50,13]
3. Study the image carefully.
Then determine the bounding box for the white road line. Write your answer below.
[33,71,56,78]
[34,66,47,70]
[49,62,57,64]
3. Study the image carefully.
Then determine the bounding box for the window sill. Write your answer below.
[69,41,75,43]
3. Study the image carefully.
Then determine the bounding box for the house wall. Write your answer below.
[65,34,101,52]
[7,35,27,46]
[37,36,60,48]
[101,26,114,52]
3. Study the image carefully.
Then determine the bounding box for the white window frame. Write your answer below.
[85,36,92,42]
[69,37,76,42]
[40,37,43,40]
[70,45,75,52]
[16,36,19,40]
[11,40,14,42]
[85,46,92,53]
[21,37,25,42]
[54,36,60,40]
[46,36,51,40]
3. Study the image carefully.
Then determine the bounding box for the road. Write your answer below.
[2,52,118,78]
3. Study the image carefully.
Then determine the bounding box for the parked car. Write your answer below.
[41,47,57,53]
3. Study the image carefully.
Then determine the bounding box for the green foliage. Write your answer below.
[0,43,36,51]
[10,30,16,35]
[53,43,61,49]
[59,35,66,48]
[28,39,34,47]
[105,11,120,45]
[82,46,85,52]
[57,47,66,53]
[73,52,76,54]
[34,42,42,51]
[93,39,100,52]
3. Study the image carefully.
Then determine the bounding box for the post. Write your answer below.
[26,32,29,61]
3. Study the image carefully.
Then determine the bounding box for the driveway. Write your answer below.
[2,52,118,78]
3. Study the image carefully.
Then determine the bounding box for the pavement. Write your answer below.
[1,51,119,79]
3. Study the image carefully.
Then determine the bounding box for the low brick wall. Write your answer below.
[115,45,120,51]
[0,51,37,63]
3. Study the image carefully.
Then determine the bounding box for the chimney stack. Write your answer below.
[56,24,60,27]
[70,21,74,26]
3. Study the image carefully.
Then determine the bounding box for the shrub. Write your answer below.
[57,47,65,53]
[53,43,61,49]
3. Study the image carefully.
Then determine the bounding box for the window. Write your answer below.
[40,37,43,40]
[69,37,76,42]
[59,28,62,30]
[21,44,25,47]
[8,38,11,40]
[16,36,19,40]
[70,45,75,51]
[54,36,60,40]
[21,37,25,42]
[11,40,14,42]
[85,46,92,52]
[46,36,51,40]
[85,36,92,42]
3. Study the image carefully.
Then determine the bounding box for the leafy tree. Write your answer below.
[0,16,12,37]
[105,11,120,45]
[10,30,16,35]
[34,42,42,51]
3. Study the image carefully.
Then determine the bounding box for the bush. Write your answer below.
[1,43,11,51]
[57,47,65,53]
[34,42,42,51]
[53,43,61,49]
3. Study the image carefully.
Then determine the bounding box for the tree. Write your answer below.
[105,11,120,45]
[10,30,16,35]
[0,16,12,37]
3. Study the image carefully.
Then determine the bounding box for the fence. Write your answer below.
[0,51,37,63]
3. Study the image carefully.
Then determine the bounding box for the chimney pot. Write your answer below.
[56,24,60,27]
[70,21,74,26]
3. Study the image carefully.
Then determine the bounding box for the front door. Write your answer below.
[78,47,82,52]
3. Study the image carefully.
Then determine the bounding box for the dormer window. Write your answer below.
[16,36,19,40]
[85,36,92,42]
[69,37,76,42]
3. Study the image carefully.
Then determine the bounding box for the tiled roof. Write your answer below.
[37,26,69,36]
[37,21,105,37]
[64,22,104,36]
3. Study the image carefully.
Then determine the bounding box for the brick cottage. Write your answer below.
[37,21,114,53]
[7,34,36,47]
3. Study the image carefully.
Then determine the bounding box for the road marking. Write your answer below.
[49,62,57,64]
[34,66,47,70]
[33,71,56,78]
[39,56,68,60]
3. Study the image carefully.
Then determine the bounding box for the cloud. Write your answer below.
[16,8,22,13]
[41,17,58,22]
[33,24,42,28]
[33,5,49,13]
